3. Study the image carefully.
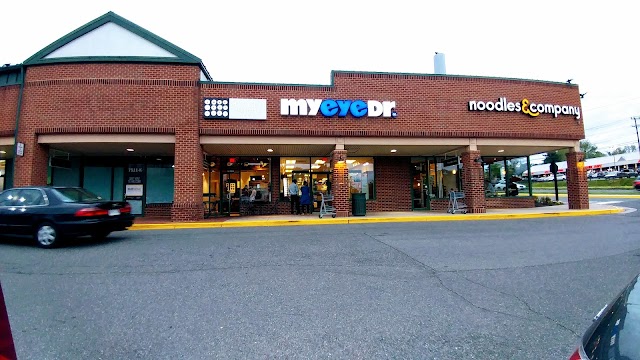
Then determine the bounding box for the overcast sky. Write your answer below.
[2,0,639,154]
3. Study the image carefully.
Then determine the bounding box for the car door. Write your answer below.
[5,188,47,236]
[0,189,21,235]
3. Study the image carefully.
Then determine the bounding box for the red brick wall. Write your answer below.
[0,85,19,136]
[567,151,589,209]
[486,197,535,208]
[364,157,412,212]
[145,203,172,218]
[462,151,486,213]
[200,72,584,140]
[331,150,349,217]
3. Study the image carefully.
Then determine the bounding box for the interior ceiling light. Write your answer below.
[267,148,273,152]
[346,159,356,164]
[390,149,397,153]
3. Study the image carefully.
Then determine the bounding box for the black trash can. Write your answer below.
[351,193,367,216]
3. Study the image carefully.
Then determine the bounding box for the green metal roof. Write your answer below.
[24,11,204,68]
[0,64,23,87]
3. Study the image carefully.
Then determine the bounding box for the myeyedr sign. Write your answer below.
[281,99,397,118]
[468,97,581,120]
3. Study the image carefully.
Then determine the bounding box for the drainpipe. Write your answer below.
[11,64,25,185]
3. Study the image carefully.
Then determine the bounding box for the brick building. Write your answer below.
[0,12,589,222]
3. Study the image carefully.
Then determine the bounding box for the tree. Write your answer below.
[606,145,637,155]
[580,140,605,159]
[543,150,567,164]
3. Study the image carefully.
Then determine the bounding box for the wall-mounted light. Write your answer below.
[126,148,134,152]
[267,148,273,153]
[390,149,397,153]
[497,149,504,153]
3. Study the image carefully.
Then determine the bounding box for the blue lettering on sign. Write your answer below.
[282,98,396,118]
[320,99,339,117]
[350,100,367,117]
[336,100,352,117]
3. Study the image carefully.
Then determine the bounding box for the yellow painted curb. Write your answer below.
[129,207,624,231]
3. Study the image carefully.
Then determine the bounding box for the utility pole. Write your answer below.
[633,116,640,157]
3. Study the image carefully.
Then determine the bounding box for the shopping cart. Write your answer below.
[447,191,467,214]
[318,193,336,218]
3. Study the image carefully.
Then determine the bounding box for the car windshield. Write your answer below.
[52,188,103,202]
[583,276,640,359]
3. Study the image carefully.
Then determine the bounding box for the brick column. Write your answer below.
[13,133,49,186]
[171,128,204,222]
[331,149,349,217]
[461,151,486,213]
[566,151,589,209]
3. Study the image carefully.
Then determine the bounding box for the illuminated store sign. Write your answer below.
[281,99,397,118]
[468,97,581,120]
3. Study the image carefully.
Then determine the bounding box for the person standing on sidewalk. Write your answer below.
[300,180,313,215]
[289,178,301,215]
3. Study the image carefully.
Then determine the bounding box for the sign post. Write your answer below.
[550,162,559,201]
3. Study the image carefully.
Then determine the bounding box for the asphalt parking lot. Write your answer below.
[1,198,639,359]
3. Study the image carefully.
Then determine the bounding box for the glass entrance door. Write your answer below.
[312,172,331,211]
[221,172,241,216]
[411,158,431,210]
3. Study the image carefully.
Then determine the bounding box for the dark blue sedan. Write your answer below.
[0,186,134,248]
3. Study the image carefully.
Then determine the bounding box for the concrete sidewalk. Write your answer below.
[130,203,626,230]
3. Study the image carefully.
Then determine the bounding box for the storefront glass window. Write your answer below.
[482,156,531,197]
[433,157,460,198]
[147,164,174,203]
[347,157,374,200]
[310,157,331,172]
[280,157,311,198]
[0,160,5,191]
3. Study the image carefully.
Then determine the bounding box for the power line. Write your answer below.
[585,118,629,131]
[584,96,640,111]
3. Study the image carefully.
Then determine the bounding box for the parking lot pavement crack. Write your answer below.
[364,233,543,322]
[458,274,580,337]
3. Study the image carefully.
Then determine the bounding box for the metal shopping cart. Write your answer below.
[318,193,336,218]
[447,191,467,214]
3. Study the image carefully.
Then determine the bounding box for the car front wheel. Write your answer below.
[35,222,59,248]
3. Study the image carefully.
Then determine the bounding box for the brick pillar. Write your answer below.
[331,149,349,217]
[566,151,589,209]
[13,133,49,186]
[461,151,486,213]
[171,128,204,222]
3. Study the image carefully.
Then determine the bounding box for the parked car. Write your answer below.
[0,281,16,360]
[569,273,640,359]
[494,180,527,191]
[619,169,638,178]
[634,176,640,190]
[0,186,134,248]
[604,171,620,179]
[555,173,567,181]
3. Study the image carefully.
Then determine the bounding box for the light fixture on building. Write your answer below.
[126,148,134,152]
[390,149,397,153]
[267,148,273,152]
[498,149,504,153]
[0,150,5,154]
